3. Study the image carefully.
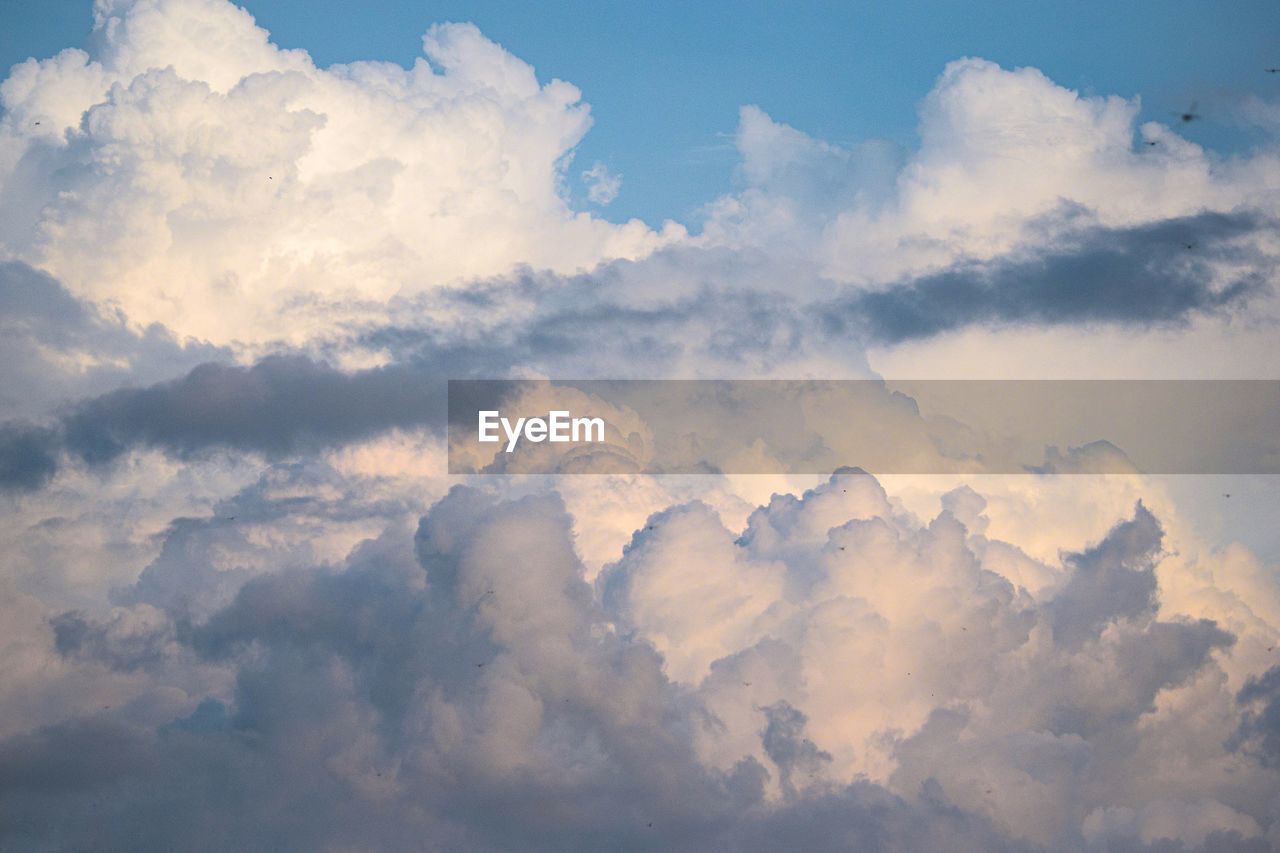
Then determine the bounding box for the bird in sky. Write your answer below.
[1175,102,1201,123]
[1145,140,1158,146]
[1266,68,1279,73]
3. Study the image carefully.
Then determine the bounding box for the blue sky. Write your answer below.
[4,0,1279,225]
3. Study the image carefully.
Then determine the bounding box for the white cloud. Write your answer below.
[0,0,684,344]
[704,59,1280,289]
[581,160,620,205]
[695,60,1280,382]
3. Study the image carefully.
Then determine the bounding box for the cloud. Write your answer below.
[0,261,228,421]
[759,701,834,797]
[699,62,1280,376]
[825,210,1269,344]
[1045,501,1162,648]
[1083,800,1265,851]
[582,161,621,205]
[2,3,1280,850]
[1232,666,1280,768]
[9,341,1277,494]
[0,0,684,343]
[0,422,60,491]
[5,7,1276,360]
[812,59,1280,286]
[0,279,821,491]
[0,353,445,491]
[51,604,175,672]
[0,474,1273,850]
[61,355,444,464]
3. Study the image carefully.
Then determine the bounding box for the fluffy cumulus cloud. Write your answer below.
[3,0,1280,850]
[0,0,683,343]
[2,472,1279,851]
[707,60,1280,287]
[2,0,1277,363]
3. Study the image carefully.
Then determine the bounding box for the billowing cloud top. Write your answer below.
[1,0,684,342]
[2,0,1277,362]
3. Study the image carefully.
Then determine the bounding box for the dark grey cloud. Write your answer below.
[61,355,444,464]
[822,211,1271,344]
[50,610,174,673]
[1231,665,1280,767]
[0,356,447,492]
[1046,501,1163,648]
[0,422,60,492]
[759,702,833,798]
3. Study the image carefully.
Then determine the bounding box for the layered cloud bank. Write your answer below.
[2,1,1280,850]
[4,471,1279,851]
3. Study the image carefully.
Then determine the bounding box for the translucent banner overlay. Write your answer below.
[447,380,1280,475]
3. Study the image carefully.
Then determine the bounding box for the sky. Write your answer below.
[4,0,1280,224]
[1,1,1280,850]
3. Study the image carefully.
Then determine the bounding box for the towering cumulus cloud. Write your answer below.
[0,0,682,342]
[1,0,1279,850]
